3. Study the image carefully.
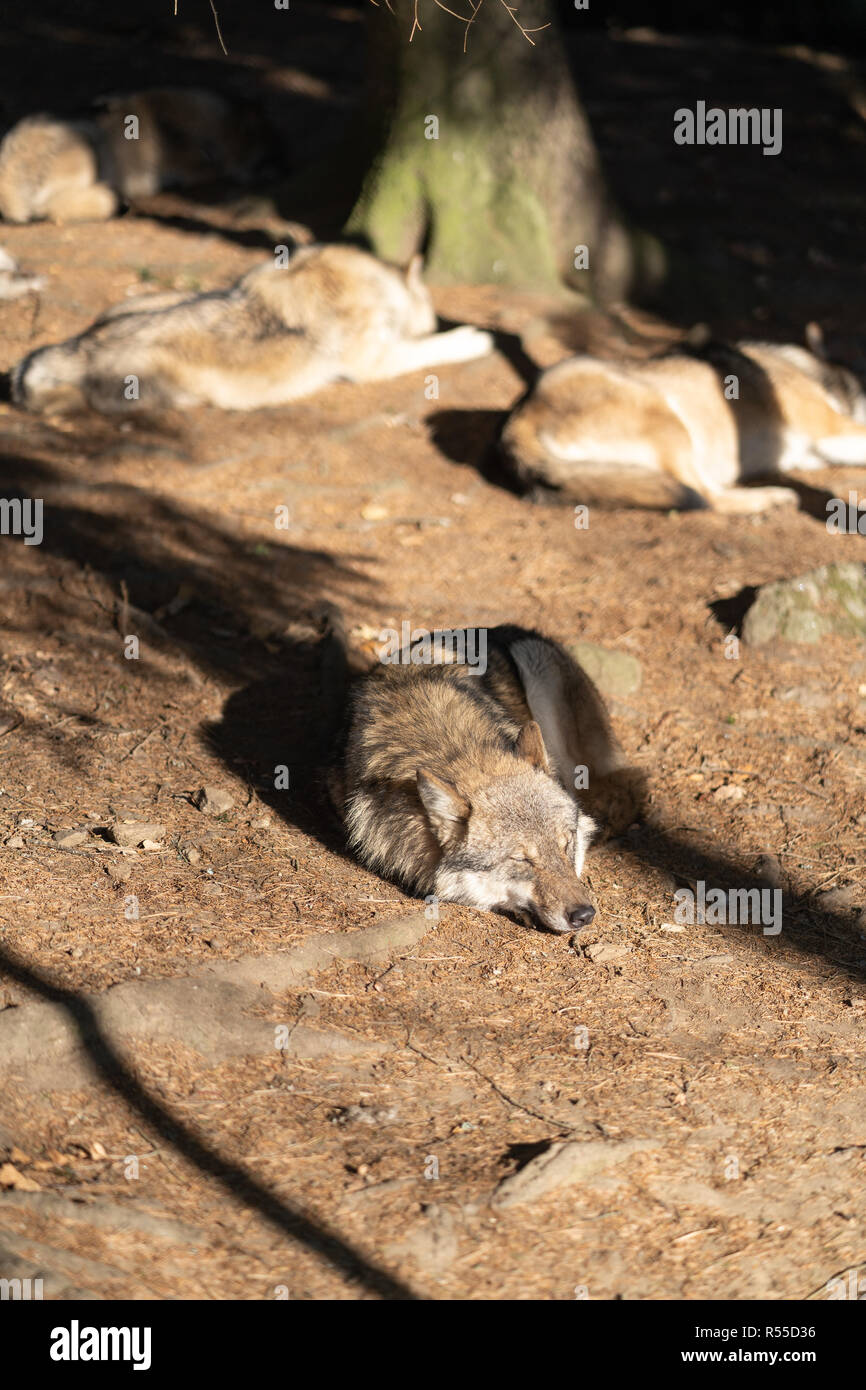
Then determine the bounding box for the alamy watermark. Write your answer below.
[378,622,488,675]
[674,102,782,157]
[0,497,43,545]
[826,491,866,534]
[674,880,782,936]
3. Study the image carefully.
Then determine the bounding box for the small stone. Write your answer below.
[742,562,866,646]
[712,784,745,805]
[776,684,832,710]
[109,821,166,848]
[586,941,633,963]
[0,1162,40,1192]
[251,816,271,830]
[54,829,88,848]
[568,641,642,698]
[141,839,162,851]
[493,1139,654,1208]
[105,860,132,884]
[185,846,201,865]
[360,502,388,521]
[4,835,24,848]
[194,786,235,816]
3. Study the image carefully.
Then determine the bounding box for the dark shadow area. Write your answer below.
[502,1139,554,1169]
[123,205,303,255]
[426,408,518,495]
[773,476,840,522]
[204,627,355,860]
[708,585,760,637]
[0,944,418,1300]
[618,821,866,989]
[0,446,369,687]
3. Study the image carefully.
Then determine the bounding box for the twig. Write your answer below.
[209,0,228,54]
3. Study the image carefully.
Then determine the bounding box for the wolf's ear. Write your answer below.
[515,720,549,772]
[805,321,827,361]
[406,253,425,289]
[416,769,469,844]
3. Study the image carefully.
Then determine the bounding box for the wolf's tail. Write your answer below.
[12,341,86,413]
[500,626,650,834]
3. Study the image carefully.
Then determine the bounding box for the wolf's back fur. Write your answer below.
[337,626,646,932]
[12,244,493,414]
[501,340,866,512]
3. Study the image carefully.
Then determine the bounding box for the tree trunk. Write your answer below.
[346,0,655,300]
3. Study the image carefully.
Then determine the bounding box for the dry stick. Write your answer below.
[458,1053,576,1130]
[174,0,227,55]
[209,0,228,55]
[495,0,550,45]
[27,289,42,342]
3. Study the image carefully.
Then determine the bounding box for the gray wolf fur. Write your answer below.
[332,625,647,934]
[12,244,493,413]
[501,336,866,512]
[0,88,269,224]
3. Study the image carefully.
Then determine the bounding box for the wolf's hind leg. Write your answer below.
[44,182,118,223]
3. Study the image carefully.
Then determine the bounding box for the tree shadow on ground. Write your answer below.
[0,944,418,1300]
[0,428,368,856]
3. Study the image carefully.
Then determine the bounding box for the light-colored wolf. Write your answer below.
[0,88,268,224]
[12,244,494,413]
[0,246,42,299]
[332,625,646,934]
[501,336,866,512]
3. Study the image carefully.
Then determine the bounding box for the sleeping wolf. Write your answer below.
[12,244,494,413]
[0,88,269,224]
[0,246,42,299]
[501,337,866,512]
[332,625,646,934]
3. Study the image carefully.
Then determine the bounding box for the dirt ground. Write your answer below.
[1,4,866,1301]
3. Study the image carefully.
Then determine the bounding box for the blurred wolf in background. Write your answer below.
[331,624,647,934]
[0,245,42,299]
[12,244,493,413]
[0,87,273,223]
[501,334,866,513]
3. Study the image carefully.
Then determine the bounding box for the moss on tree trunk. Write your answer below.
[347,0,654,299]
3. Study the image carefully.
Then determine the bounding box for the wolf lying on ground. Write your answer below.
[0,246,42,300]
[12,244,494,413]
[0,88,269,224]
[331,625,647,934]
[501,336,866,512]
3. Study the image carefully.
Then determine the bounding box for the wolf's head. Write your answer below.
[416,722,597,934]
[768,337,866,424]
[400,254,437,339]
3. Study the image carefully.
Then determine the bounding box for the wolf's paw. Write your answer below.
[444,325,495,362]
[712,485,799,514]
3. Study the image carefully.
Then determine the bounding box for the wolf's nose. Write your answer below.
[568,905,596,929]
